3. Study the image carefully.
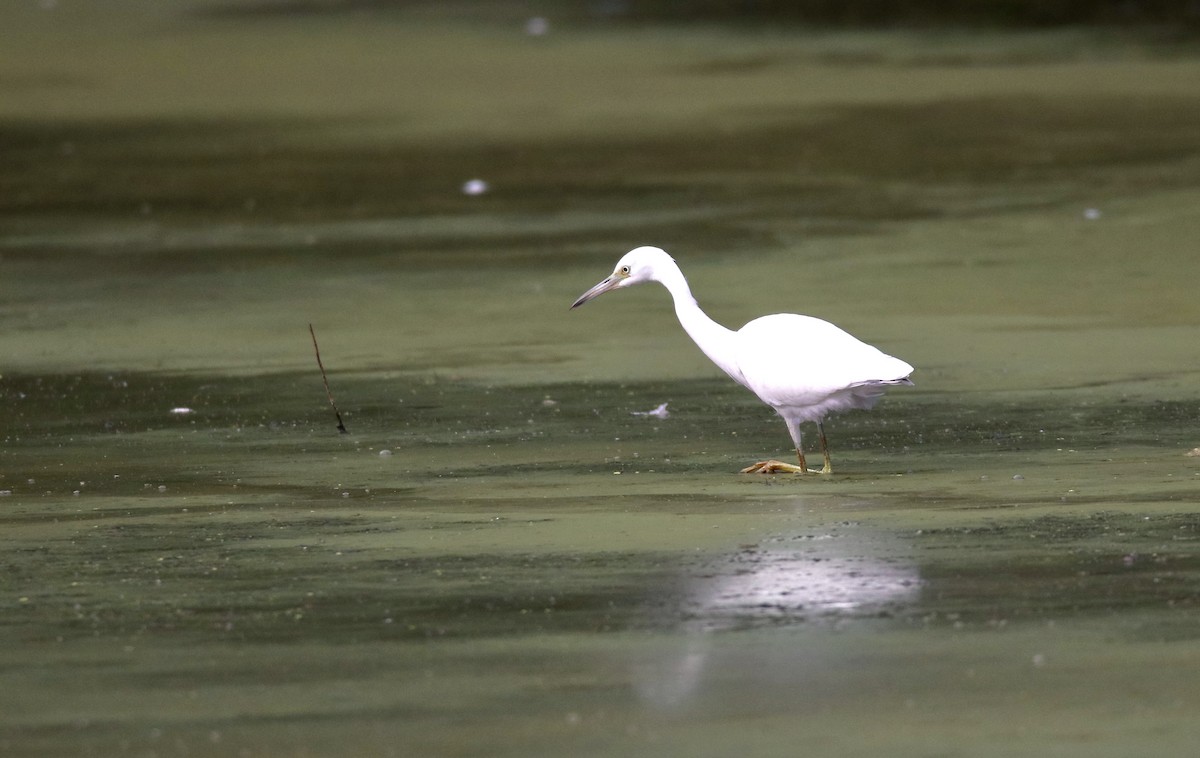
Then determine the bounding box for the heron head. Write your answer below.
[570,246,673,309]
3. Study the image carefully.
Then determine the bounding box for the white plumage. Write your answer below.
[571,246,913,474]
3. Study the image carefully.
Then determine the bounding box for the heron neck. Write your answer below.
[658,271,743,383]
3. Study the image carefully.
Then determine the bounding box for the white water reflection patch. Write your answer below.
[636,528,922,709]
[685,548,921,629]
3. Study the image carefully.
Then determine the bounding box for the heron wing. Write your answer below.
[734,314,913,411]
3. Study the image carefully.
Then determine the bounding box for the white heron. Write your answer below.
[570,246,913,474]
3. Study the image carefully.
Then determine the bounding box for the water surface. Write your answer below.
[2,4,1199,756]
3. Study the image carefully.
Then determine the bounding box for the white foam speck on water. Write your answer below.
[461,179,489,196]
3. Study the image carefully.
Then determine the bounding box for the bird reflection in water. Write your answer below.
[633,513,921,709]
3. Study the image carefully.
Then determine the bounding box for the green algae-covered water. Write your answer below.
[3,3,1200,756]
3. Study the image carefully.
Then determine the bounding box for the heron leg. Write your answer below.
[795,446,809,472]
[817,421,833,475]
[740,417,814,474]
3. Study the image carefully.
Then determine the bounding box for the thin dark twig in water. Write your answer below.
[309,323,348,434]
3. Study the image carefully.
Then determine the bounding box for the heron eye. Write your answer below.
[620,265,631,275]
